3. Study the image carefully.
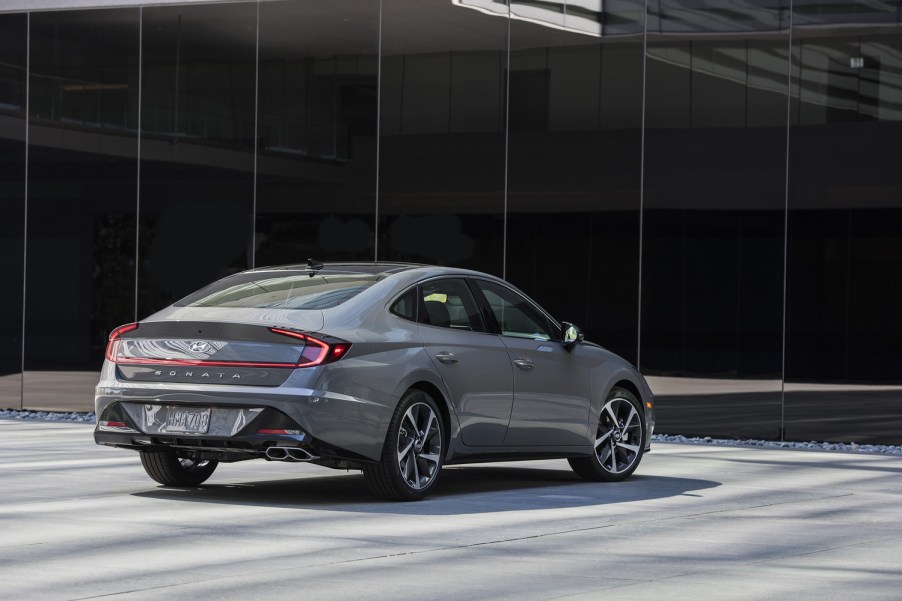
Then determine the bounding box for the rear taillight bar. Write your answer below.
[103,323,350,369]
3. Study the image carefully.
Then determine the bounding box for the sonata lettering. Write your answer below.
[148,370,241,380]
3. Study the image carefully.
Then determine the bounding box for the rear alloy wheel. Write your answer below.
[140,450,218,487]
[569,386,645,482]
[364,389,444,501]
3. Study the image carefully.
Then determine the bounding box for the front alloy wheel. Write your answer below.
[569,387,645,482]
[364,389,444,501]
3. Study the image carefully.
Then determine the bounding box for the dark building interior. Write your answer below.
[1,0,900,443]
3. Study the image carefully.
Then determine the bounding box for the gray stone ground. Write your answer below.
[1,419,900,601]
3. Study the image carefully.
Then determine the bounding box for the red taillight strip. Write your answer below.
[112,357,298,368]
[269,327,308,341]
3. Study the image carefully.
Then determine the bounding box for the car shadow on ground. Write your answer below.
[133,464,720,514]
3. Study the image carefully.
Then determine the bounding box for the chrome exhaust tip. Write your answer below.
[265,446,289,460]
[285,447,315,461]
[265,446,318,462]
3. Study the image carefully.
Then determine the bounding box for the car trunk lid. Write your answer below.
[110,317,325,387]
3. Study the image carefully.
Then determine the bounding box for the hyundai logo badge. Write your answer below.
[190,341,212,353]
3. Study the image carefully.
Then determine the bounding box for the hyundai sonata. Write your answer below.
[95,262,655,500]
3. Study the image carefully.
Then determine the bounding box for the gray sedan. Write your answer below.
[95,262,655,500]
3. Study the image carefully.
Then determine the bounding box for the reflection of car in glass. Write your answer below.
[95,262,655,500]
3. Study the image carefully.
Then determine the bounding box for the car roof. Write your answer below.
[242,262,511,287]
[244,262,426,275]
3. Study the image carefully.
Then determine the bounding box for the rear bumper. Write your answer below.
[93,416,373,467]
[94,360,397,462]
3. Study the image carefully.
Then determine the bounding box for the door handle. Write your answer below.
[435,352,458,364]
[513,358,534,370]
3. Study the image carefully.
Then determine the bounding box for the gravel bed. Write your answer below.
[1,410,899,456]
[1,409,96,423]
[653,433,902,456]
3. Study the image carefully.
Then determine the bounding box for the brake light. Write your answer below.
[105,323,139,361]
[269,328,351,367]
[330,344,350,360]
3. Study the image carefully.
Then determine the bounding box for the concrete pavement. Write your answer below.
[1,419,900,600]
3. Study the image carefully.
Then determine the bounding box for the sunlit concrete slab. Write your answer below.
[1,419,900,601]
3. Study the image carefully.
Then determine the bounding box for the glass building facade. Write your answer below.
[1,0,900,443]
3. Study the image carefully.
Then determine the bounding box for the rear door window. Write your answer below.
[418,279,486,332]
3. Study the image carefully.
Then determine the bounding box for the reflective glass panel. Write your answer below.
[505,5,644,362]
[641,1,789,439]
[255,0,379,265]
[25,9,139,411]
[139,3,256,315]
[785,25,902,443]
[378,0,507,273]
[0,13,26,409]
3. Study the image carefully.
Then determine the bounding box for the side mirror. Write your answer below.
[561,321,584,350]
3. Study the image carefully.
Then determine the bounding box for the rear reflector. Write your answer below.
[98,420,139,433]
[257,429,302,435]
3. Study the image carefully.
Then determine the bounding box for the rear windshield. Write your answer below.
[175,272,383,310]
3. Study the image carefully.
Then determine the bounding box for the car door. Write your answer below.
[413,278,514,447]
[471,278,591,446]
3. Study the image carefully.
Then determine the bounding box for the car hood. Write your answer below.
[145,306,325,332]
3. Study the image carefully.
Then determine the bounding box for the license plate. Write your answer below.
[165,406,211,434]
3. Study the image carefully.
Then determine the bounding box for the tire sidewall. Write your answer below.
[591,387,645,480]
[382,389,445,500]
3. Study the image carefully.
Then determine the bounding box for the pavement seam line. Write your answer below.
[64,491,863,600]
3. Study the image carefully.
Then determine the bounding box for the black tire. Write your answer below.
[363,389,445,501]
[139,450,218,487]
[569,386,645,482]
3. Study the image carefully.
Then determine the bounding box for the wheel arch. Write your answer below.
[407,380,453,451]
[611,379,642,404]
[607,376,653,450]
[391,364,459,440]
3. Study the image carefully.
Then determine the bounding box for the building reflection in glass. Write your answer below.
[255,0,379,266]
[377,0,508,274]
[640,0,788,440]
[0,13,27,409]
[2,0,900,443]
[785,24,902,443]
[24,9,139,411]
